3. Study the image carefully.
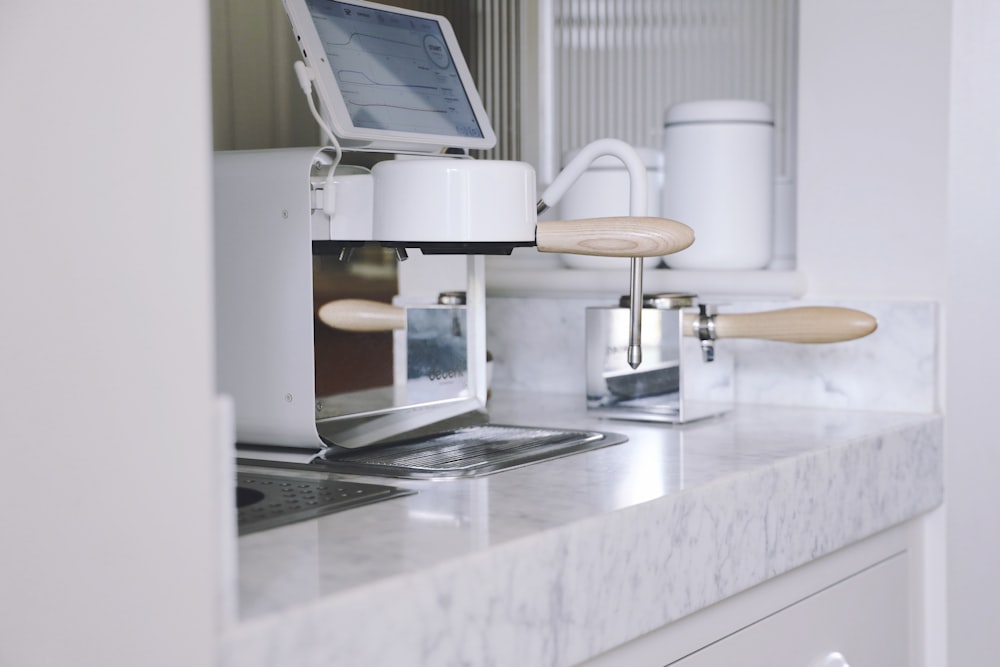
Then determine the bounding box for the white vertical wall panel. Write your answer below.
[2,2,219,665]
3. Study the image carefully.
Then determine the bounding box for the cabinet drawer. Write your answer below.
[671,554,909,666]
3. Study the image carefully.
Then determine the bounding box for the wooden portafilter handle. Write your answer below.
[534,216,695,257]
[317,299,405,332]
[683,306,878,343]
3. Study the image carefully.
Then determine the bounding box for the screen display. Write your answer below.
[305,0,485,139]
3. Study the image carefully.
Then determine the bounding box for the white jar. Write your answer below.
[558,146,663,270]
[661,100,774,270]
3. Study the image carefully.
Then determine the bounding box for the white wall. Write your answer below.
[945,1,1000,664]
[0,3,220,666]
[798,0,951,301]
[801,1,1000,665]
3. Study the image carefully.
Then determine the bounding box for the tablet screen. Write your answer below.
[304,0,487,142]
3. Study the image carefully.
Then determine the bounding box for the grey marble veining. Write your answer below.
[221,392,942,667]
[487,297,937,413]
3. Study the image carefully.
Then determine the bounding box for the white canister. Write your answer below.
[558,146,663,270]
[661,100,774,270]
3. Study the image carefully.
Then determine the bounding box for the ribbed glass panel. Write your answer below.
[552,0,796,179]
[369,1,795,177]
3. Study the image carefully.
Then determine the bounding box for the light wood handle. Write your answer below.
[683,307,877,343]
[535,216,695,257]
[317,299,405,332]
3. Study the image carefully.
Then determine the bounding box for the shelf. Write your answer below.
[485,259,807,301]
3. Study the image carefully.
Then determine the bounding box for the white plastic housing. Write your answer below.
[325,167,374,242]
[372,159,536,244]
[214,147,328,448]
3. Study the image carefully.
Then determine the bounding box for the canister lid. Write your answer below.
[562,146,663,170]
[663,99,773,126]
[619,293,696,309]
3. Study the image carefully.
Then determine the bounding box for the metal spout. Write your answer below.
[627,256,643,368]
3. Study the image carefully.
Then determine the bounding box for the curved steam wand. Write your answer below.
[537,139,650,369]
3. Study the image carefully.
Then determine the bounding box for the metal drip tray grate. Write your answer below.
[312,424,627,479]
[236,468,413,535]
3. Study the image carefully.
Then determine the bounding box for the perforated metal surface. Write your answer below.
[236,469,413,535]
[314,424,627,479]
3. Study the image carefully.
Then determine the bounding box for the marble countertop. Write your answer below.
[221,392,943,667]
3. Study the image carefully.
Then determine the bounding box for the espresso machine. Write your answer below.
[215,0,694,482]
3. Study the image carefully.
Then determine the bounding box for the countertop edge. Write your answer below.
[221,412,943,667]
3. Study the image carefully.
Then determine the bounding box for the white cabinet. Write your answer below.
[670,555,909,666]
[580,525,922,667]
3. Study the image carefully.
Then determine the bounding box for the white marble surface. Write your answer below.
[487,298,937,413]
[221,392,942,667]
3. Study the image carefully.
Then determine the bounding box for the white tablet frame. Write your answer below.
[282,0,497,152]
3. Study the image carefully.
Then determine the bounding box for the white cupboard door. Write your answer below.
[671,554,909,666]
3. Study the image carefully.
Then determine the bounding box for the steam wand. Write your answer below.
[537,139,650,369]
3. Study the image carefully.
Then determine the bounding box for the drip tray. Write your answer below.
[312,424,628,480]
[236,467,414,535]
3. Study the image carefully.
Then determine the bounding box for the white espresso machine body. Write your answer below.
[214,147,332,448]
